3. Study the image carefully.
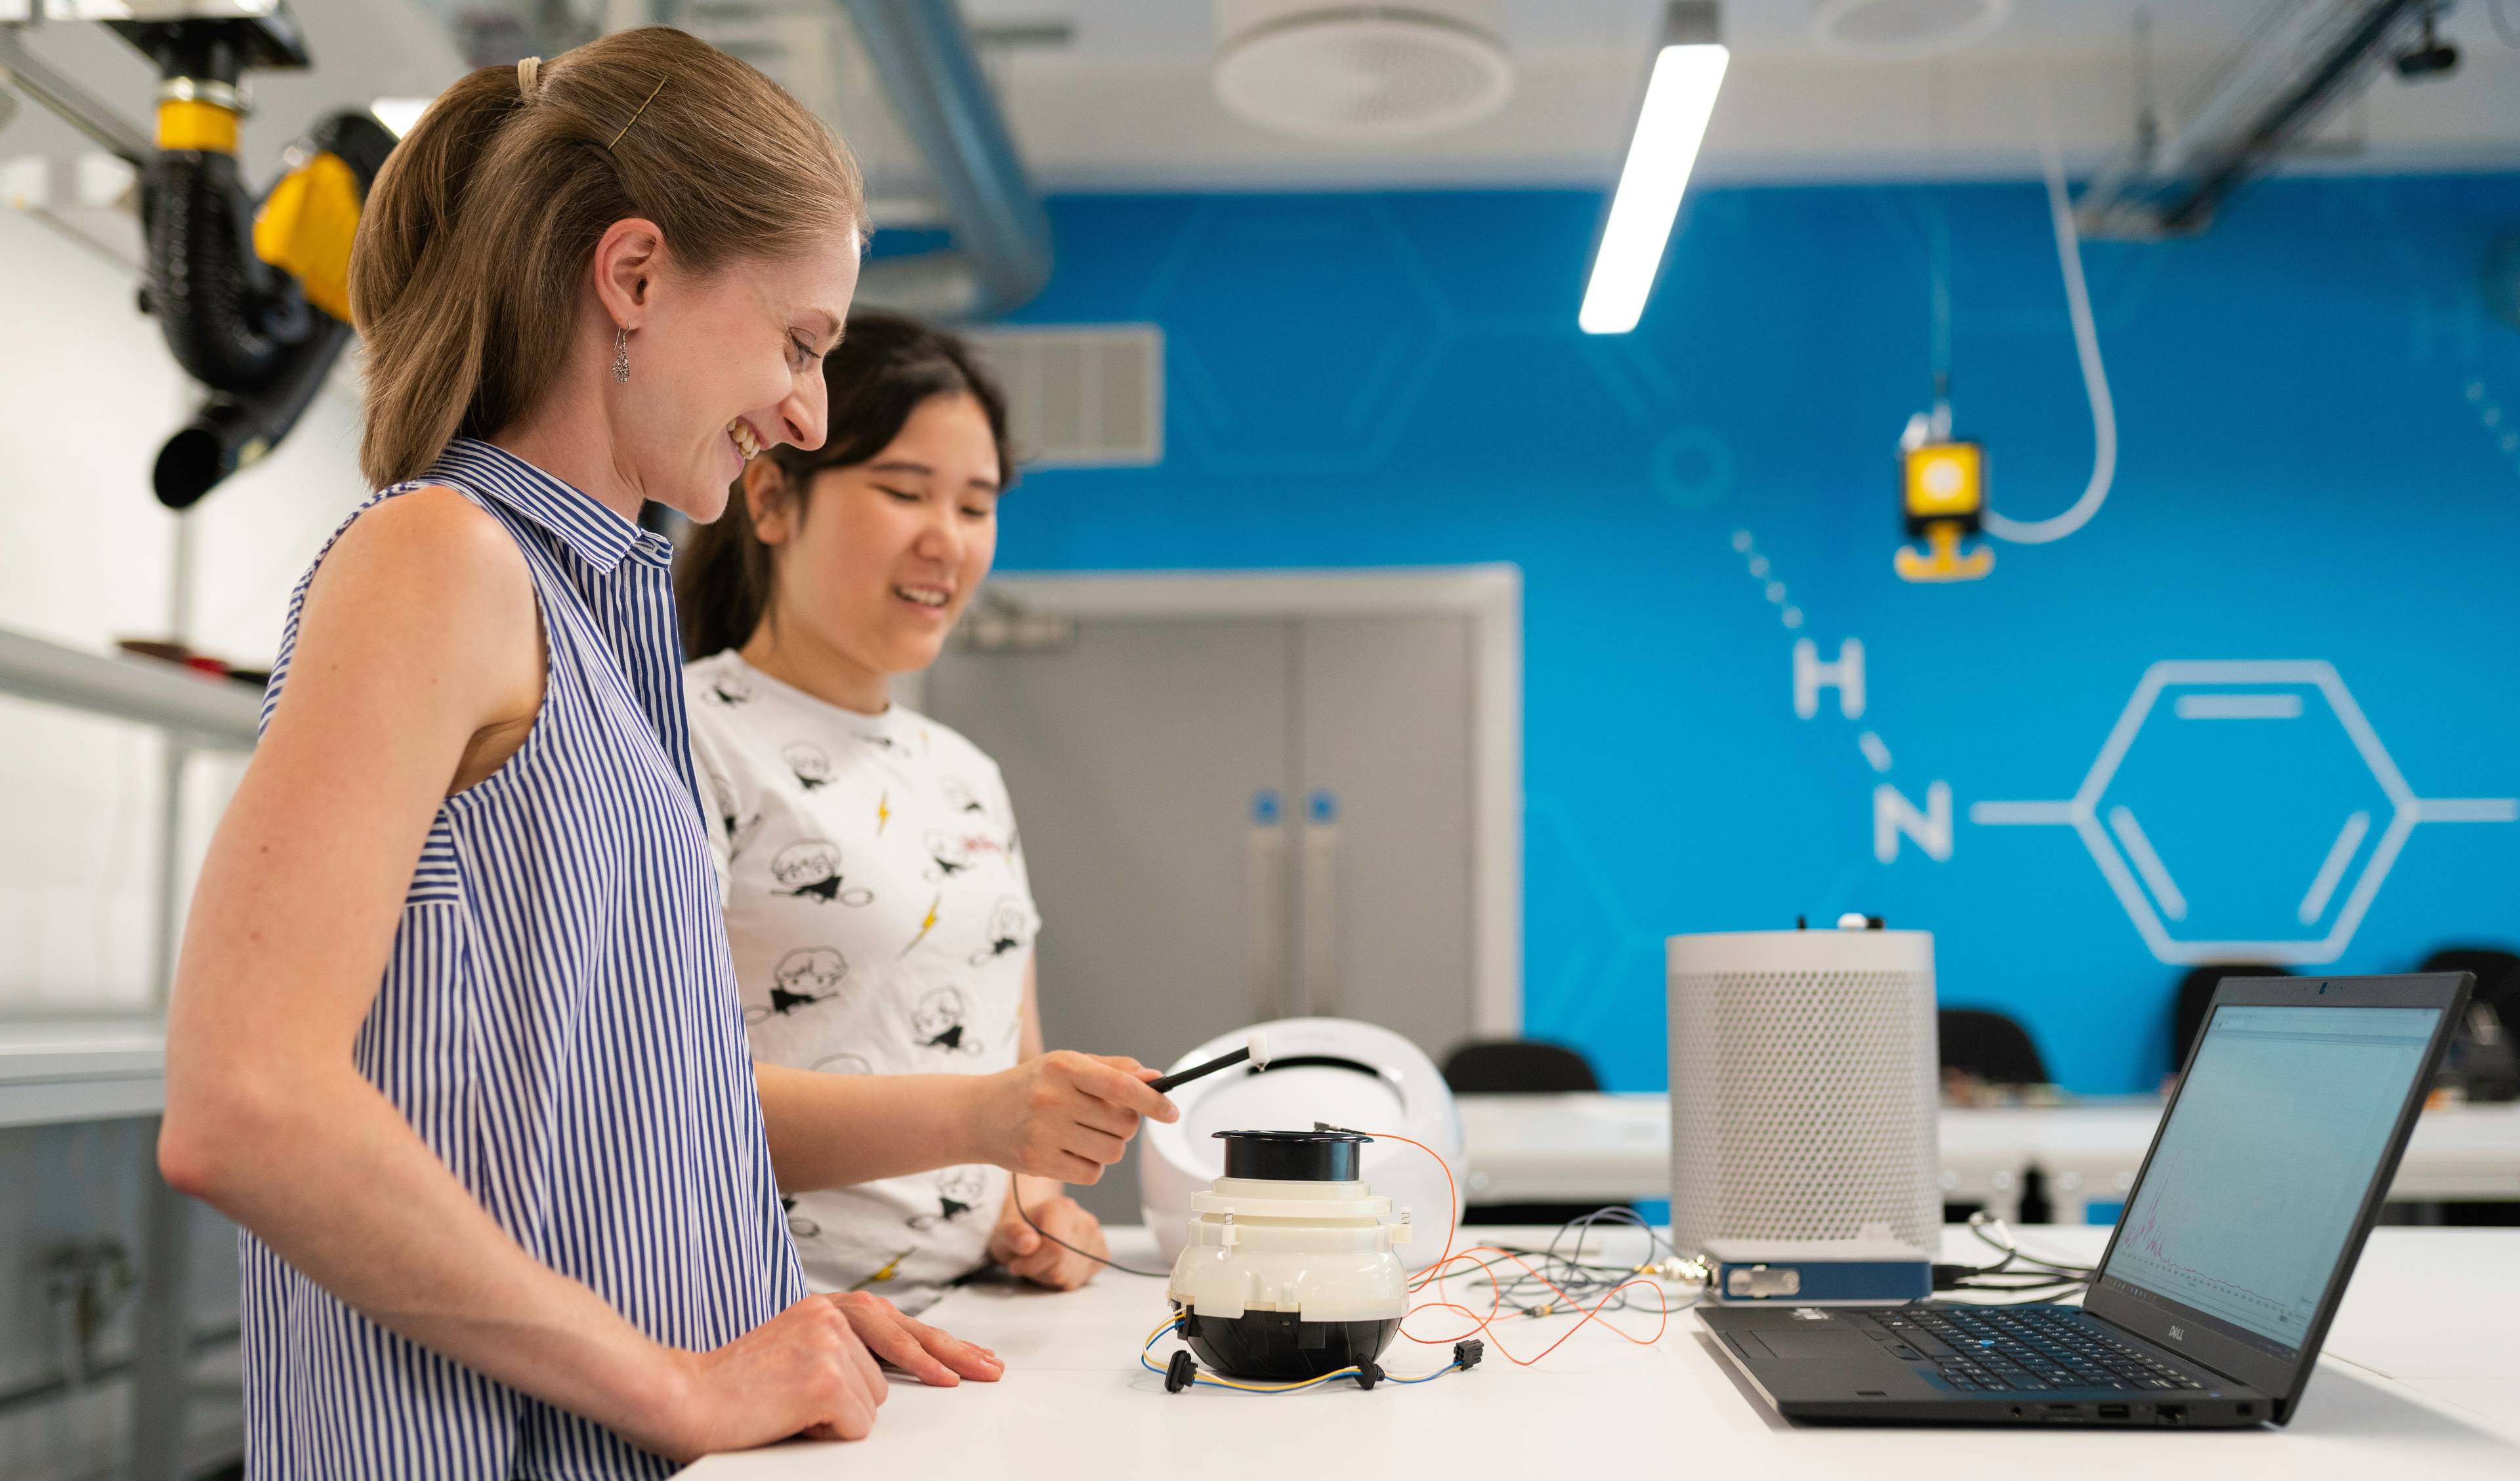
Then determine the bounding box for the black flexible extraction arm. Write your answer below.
[102,5,392,509]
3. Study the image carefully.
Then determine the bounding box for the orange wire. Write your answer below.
[1352,1129,1673,1367]
[1349,1127,1458,1290]
[1400,1246,1669,1364]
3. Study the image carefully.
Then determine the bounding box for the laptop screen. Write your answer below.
[2095,1003,2441,1354]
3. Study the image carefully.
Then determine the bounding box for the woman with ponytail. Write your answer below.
[157,30,996,1476]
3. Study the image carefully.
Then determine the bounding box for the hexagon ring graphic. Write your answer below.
[1969,661,2517,965]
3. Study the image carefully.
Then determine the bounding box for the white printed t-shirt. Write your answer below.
[684,649,1036,1310]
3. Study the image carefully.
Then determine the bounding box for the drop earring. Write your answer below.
[612,325,631,384]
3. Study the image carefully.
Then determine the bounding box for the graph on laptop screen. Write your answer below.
[2098,1005,2440,1350]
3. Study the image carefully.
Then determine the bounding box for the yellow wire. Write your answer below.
[1141,1310,1364,1392]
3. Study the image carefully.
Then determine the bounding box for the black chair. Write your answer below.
[1934,1009,2053,1222]
[2418,948,2520,1108]
[1440,1039,1614,1226]
[1440,1039,1600,1095]
[1937,1009,2049,1087]
[2418,948,2520,1035]
[2172,964,2294,1072]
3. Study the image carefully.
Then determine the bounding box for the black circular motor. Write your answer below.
[1214,1129,1372,1182]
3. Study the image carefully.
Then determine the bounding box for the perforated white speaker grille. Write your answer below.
[1668,933,1940,1255]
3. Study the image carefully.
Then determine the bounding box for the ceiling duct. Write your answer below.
[439,0,1050,320]
[2074,0,2444,240]
[835,0,1051,320]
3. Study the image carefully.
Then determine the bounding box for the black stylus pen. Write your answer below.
[1147,1031,1271,1095]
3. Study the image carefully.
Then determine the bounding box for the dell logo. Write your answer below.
[2169,1325,2185,1341]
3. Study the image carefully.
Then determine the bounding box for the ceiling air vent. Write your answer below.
[1212,5,1515,141]
[1813,0,2009,58]
[960,324,1165,469]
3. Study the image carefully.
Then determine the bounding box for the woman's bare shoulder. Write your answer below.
[287,483,542,722]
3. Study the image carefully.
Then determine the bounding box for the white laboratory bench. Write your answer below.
[0,1014,166,1129]
[677,1223,2520,1480]
[1456,1093,2520,1222]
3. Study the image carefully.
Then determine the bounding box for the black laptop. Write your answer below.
[1700,971,2472,1427]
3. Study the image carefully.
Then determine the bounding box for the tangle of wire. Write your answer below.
[1440,1207,1689,1322]
[1320,1127,1684,1366]
[1928,1211,2095,1306]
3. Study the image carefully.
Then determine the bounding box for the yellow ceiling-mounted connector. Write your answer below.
[1894,415,1993,583]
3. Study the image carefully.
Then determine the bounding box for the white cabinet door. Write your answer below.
[925,616,1293,1220]
[1293,614,1477,1059]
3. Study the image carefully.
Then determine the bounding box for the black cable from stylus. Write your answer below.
[1009,1181,1171,1279]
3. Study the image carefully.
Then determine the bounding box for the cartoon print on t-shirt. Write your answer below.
[968,896,1032,965]
[912,985,982,1054]
[924,829,976,881]
[770,839,874,906]
[810,1050,873,1075]
[898,891,942,959]
[702,766,762,862]
[707,671,755,707]
[746,946,849,1024]
[782,741,833,791]
[781,1195,820,1240]
[939,776,990,818]
[908,1167,990,1230]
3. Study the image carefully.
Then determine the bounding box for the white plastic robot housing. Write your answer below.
[1164,1177,1410,1322]
[1139,1018,1464,1273]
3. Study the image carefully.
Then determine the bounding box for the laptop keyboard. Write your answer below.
[1871,1307,2213,1394]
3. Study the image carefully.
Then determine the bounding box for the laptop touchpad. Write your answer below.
[1757,1331,1885,1361]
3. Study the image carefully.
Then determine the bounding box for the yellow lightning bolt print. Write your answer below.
[875,789,891,834]
[900,893,942,958]
[850,1248,914,1290]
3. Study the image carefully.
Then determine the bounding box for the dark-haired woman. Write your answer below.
[678,314,1157,1309]
[158,31,1001,1477]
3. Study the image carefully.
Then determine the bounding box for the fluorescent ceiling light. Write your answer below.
[1579,36,1729,335]
[370,96,435,139]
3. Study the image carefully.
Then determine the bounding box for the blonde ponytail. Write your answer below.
[348,27,862,488]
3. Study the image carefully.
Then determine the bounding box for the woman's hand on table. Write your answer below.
[647,1293,891,1455]
[969,1051,1177,1183]
[646,1290,1003,1457]
[990,1179,1108,1291]
[831,1291,1002,1387]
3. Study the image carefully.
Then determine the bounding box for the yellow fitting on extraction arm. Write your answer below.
[156,97,239,154]
[253,152,364,322]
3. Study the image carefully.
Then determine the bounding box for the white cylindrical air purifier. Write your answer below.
[1666,925,1940,1259]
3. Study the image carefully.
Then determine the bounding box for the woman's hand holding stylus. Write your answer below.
[969,1051,1178,1184]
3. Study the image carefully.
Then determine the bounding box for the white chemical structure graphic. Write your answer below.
[1969,661,2518,965]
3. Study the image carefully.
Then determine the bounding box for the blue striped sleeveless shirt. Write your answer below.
[239,439,805,1478]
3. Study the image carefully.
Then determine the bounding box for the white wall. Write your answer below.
[0,205,367,1011]
[0,202,364,1477]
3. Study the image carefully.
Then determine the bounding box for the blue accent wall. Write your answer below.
[988,178,2520,1095]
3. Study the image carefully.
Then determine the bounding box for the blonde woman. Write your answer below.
[158,30,1014,1476]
